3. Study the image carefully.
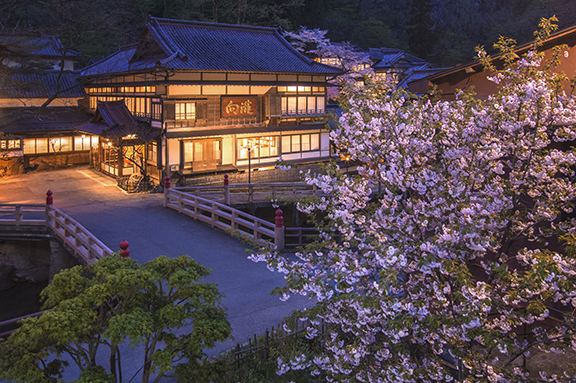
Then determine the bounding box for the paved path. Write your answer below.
[0,166,310,381]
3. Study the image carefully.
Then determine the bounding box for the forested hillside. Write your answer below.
[1,0,576,67]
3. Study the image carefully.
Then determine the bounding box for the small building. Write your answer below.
[0,35,96,175]
[76,100,161,178]
[78,16,340,182]
[407,24,576,100]
[0,34,78,71]
[368,48,432,88]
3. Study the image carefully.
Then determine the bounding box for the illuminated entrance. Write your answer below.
[183,138,222,171]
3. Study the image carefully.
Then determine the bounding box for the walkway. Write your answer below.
[0,166,311,380]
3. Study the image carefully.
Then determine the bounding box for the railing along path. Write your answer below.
[164,182,285,249]
[0,192,114,264]
[0,191,132,338]
[174,178,324,205]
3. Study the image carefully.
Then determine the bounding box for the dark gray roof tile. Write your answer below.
[2,72,85,98]
[81,17,340,77]
[0,35,79,58]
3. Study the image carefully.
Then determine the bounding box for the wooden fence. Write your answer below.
[231,317,325,365]
[285,227,319,249]
[164,187,284,249]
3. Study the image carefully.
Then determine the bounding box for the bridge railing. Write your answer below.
[46,206,113,263]
[171,174,323,205]
[0,204,47,226]
[0,192,114,264]
[164,186,284,249]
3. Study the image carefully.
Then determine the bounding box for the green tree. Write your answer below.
[0,254,231,383]
[351,17,397,50]
[406,0,437,60]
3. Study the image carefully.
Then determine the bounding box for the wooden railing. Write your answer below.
[173,182,321,205]
[164,188,284,249]
[0,203,113,264]
[0,310,48,338]
[46,206,113,263]
[0,204,47,226]
[0,198,115,338]
[285,227,319,249]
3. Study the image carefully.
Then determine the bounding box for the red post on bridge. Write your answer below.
[274,208,284,251]
[119,240,130,258]
[46,190,53,205]
[163,176,171,207]
[45,190,53,225]
[224,174,230,205]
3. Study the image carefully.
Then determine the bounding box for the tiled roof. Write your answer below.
[398,66,450,89]
[1,72,85,98]
[0,35,79,58]
[148,17,341,73]
[80,46,139,77]
[97,100,138,127]
[0,108,89,134]
[370,48,427,70]
[81,17,340,76]
[76,100,161,140]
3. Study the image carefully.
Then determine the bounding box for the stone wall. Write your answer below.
[0,236,80,292]
[26,152,90,170]
[0,157,24,176]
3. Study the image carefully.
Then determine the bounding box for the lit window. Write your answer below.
[175,102,196,120]
[0,139,21,150]
[281,134,320,153]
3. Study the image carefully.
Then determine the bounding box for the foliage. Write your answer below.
[2,0,576,68]
[0,254,231,383]
[283,26,388,104]
[176,324,321,383]
[252,18,576,382]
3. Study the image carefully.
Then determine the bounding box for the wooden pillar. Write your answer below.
[179,140,184,171]
[117,143,124,178]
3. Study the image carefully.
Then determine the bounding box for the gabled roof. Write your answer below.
[81,17,340,77]
[369,48,427,70]
[76,100,161,140]
[421,23,576,83]
[1,72,85,98]
[97,100,138,127]
[0,35,79,58]
[397,65,450,89]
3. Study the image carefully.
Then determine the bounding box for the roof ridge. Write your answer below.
[79,46,136,75]
[273,29,317,67]
[147,18,177,56]
[148,16,279,33]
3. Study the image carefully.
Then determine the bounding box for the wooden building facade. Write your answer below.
[78,17,340,182]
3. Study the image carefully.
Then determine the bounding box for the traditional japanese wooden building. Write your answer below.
[408,24,576,100]
[78,16,340,182]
